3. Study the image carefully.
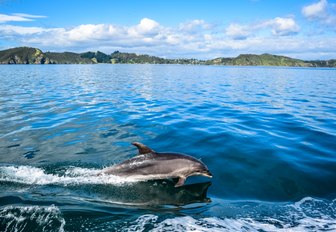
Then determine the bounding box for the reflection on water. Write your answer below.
[79,180,212,207]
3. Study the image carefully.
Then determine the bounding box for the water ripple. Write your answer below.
[0,65,336,201]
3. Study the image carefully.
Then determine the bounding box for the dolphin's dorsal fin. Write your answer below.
[132,142,155,155]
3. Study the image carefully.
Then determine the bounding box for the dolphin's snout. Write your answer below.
[207,171,213,178]
[202,170,212,178]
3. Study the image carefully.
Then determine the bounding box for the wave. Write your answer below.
[41,197,335,231]
[149,216,336,232]
[0,205,65,232]
[1,199,335,232]
[114,197,336,232]
[0,165,137,186]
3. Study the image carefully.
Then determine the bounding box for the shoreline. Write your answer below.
[1,47,335,68]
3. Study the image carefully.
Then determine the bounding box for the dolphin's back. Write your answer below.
[102,152,201,178]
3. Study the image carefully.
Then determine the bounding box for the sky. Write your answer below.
[0,0,336,59]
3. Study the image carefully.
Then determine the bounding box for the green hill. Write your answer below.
[45,52,93,64]
[110,51,168,64]
[306,59,336,67]
[0,47,335,67]
[81,51,111,63]
[206,54,310,67]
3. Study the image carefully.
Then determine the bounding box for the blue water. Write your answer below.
[0,64,336,231]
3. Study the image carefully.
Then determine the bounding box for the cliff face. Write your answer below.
[0,47,46,64]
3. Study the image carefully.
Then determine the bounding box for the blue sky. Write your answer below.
[1,0,336,59]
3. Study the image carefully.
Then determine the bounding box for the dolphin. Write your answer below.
[100,142,212,187]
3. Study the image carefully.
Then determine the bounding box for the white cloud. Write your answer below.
[0,13,46,23]
[0,24,48,34]
[179,19,213,33]
[0,18,173,48]
[225,17,299,39]
[128,18,160,37]
[137,18,160,33]
[302,0,328,19]
[302,0,336,25]
[265,17,300,36]
[225,23,251,40]
[67,24,121,41]
[12,13,46,19]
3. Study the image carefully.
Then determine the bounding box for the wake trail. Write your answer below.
[0,165,139,186]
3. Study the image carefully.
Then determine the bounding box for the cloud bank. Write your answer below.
[0,3,336,60]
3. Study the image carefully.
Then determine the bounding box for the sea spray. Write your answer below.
[0,205,65,232]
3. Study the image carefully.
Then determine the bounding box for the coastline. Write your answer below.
[1,47,335,68]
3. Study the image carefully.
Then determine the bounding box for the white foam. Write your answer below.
[121,198,336,232]
[0,205,65,232]
[0,165,139,186]
[125,215,159,232]
[125,214,336,232]
[147,216,278,232]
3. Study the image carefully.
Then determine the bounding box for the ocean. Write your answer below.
[0,64,335,231]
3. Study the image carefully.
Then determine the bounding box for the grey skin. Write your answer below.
[100,142,212,187]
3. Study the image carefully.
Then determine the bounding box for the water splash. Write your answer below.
[0,205,65,232]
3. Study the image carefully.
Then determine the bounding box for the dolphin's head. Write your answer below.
[190,159,213,178]
[199,169,213,178]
